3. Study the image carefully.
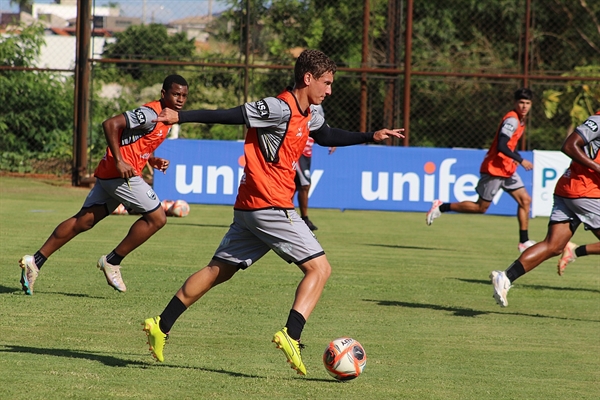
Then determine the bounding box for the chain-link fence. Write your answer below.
[1,0,599,182]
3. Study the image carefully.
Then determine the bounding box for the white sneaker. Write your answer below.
[490,270,511,307]
[19,255,40,295]
[97,255,127,292]
[557,242,577,276]
[518,240,536,253]
[426,200,443,226]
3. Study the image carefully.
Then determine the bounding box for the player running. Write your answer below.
[142,50,404,375]
[490,111,600,307]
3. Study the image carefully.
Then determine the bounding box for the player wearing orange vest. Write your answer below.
[142,50,404,375]
[19,75,189,295]
[426,88,536,253]
[490,111,600,307]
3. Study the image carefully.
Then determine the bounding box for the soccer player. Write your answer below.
[18,75,189,295]
[426,88,536,253]
[490,111,600,307]
[143,49,404,375]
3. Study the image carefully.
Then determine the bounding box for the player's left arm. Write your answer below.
[562,130,600,174]
[310,125,404,147]
[148,156,169,173]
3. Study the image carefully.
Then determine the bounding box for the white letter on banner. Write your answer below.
[392,172,420,201]
[362,172,389,201]
[438,158,457,202]
[308,170,323,198]
[175,165,202,194]
[454,174,478,202]
[207,166,234,194]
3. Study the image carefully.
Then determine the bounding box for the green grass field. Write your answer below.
[0,176,598,399]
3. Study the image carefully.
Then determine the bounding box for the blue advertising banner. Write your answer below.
[154,139,533,216]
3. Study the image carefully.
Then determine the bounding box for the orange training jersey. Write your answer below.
[94,100,171,179]
[480,110,525,177]
[235,89,319,210]
[554,112,600,198]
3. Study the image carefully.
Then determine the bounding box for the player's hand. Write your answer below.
[521,159,533,171]
[149,157,170,173]
[328,147,337,155]
[373,128,405,142]
[116,159,136,179]
[154,108,180,125]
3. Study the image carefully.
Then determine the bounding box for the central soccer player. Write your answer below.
[143,49,404,375]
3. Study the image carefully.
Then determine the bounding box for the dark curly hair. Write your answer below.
[294,50,337,85]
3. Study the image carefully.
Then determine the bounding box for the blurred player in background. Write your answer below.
[490,111,600,307]
[426,88,536,253]
[294,104,336,231]
[18,75,189,295]
[143,49,404,375]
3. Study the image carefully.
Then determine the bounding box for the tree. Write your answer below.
[0,23,73,173]
[100,23,196,86]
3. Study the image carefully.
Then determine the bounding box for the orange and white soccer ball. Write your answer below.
[111,203,128,215]
[323,337,367,381]
[161,199,174,214]
[169,199,190,217]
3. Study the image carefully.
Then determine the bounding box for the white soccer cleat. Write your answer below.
[490,270,511,307]
[518,240,536,253]
[426,200,443,226]
[97,255,127,292]
[557,242,577,276]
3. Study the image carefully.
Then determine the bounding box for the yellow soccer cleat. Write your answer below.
[143,316,168,362]
[272,327,307,375]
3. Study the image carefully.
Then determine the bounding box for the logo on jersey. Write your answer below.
[255,99,270,119]
[134,108,147,124]
[583,119,598,132]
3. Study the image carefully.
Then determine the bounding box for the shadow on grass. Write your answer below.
[0,345,147,367]
[364,299,600,322]
[0,285,21,294]
[0,345,307,379]
[365,243,455,251]
[455,278,600,294]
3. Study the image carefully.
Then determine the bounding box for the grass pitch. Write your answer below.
[0,176,598,399]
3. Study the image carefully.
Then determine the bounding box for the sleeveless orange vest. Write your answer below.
[480,110,525,177]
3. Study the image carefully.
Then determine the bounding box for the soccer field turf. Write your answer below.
[1,176,598,399]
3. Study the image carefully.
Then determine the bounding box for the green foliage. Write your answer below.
[101,24,196,86]
[0,24,74,173]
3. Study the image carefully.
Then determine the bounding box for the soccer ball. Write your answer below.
[169,199,190,217]
[323,337,367,381]
[161,199,174,213]
[111,203,128,215]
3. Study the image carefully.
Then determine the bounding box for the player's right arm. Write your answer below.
[155,106,246,125]
[102,114,136,178]
[562,125,600,174]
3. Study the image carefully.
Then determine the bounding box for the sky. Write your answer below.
[1,0,229,24]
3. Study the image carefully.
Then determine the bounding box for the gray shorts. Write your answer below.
[476,172,525,202]
[83,176,161,214]
[550,195,600,232]
[295,155,312,188]
[213,208,325,269]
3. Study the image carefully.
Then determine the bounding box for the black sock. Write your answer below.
[34,251,47,270]
[575,246,588,257]
[519,230,529,243]
[505,260,526,283]
[285,309,306,341]
[106,250,124,265]
[159,296,188,333]
[440,203,451,213]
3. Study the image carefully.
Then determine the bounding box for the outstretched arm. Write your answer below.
[311,125,404,147]
[155,106,246,125]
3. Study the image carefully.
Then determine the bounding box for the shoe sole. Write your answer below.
[19,259,35,295]
[272,334,306,376]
